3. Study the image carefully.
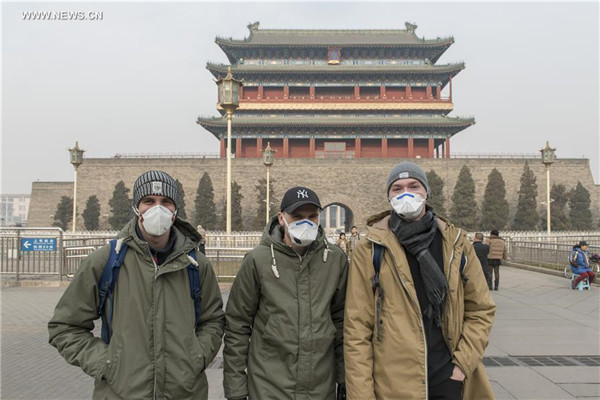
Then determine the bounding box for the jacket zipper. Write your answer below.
[367,237,429,398]
[152,255,158,400]
[444,229,462,352]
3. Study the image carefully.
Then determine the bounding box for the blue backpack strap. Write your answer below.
[98,239,128,344]
[186,249,202,328]
[459,251,468,284]
[371,242,385,341]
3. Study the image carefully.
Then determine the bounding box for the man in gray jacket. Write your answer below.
[49,170,225,400]
[224,186,348,400]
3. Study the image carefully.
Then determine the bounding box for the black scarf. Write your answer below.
[389,208,447,327]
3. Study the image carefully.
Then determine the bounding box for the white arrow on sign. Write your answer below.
[23,241,31,249]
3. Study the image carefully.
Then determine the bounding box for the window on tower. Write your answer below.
[328,47,341,65]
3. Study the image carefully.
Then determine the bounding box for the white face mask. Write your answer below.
[283,217,319,247]
[390,192,426,220]
[141,205,175,236]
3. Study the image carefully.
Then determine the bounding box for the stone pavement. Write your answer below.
[1,266,598,400]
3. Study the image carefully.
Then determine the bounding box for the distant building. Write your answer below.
[198,21,474,162]
[1,194,30,226]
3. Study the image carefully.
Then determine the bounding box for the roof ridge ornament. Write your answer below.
[405,22,418,33]
[248,21,260,31]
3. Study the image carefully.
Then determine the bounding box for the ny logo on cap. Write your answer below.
[297,189,308,199]
[151,182,163,194]
[398,172,409,179]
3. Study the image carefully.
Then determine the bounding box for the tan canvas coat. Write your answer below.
[344,212,496,400]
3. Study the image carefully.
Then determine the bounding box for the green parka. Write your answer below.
[223,216,348,400]
[344,212,496,400]
[48,218,225,400]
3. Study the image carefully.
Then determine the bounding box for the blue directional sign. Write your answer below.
[21,238,57,252]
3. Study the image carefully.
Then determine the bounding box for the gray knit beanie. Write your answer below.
[386,162,430,195]
[132,170,179,210]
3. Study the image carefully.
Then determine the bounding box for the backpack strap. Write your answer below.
[459,251,468,284]
[186,249,202,329]
[371,242,385,341]
[98,239,128,344]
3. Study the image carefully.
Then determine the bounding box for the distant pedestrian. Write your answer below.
[337,232,349,255]
[487,229,507,291]
[347,225,360,261]
[197,224,207,255]
[48,170,225,400]
[473,232,492,290]
[570,241,596,289]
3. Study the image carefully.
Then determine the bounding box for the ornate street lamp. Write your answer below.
[68,141,85,232]
[216,67,243,235]
[540,141,556,234]
[262,142,276,224]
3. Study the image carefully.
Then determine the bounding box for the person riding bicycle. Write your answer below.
[570,241,596,289]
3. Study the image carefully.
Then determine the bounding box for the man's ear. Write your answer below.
[277,212,284,226]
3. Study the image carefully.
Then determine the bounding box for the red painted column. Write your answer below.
[354,85,360,99]
[220,138,225,158]
[428,139,434,158]
[380,85,386,99]
[406,86,412,99]
[309,138,315,158]
[355,138,361,158]
[257,137,263,158]
[283,137,289,158]
[236,138,242,158]
[283,85,289,99]
[445,138,451,158]
[309,85,315,99]
[408,138,414,158]
[426,86,432,99]
[382,138,388,158]
[239,86,244,100]
[258,86,264,100]
[436,86,441,100]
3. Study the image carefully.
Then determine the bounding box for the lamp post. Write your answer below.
[262,142,276,223]
[216,67,243,235]
[68,141,85,232]
[540,141,556,234]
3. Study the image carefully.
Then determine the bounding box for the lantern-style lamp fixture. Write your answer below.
[216,67,243,112]
[68,141,85,169]
[540,141,556,166]
[262,141,276,167]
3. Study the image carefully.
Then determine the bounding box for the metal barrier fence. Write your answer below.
[508,240,599,273]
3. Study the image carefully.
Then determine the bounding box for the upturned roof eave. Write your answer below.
[197,116,475,129]
[205,62,465,79]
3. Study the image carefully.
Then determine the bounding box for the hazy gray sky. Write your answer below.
[2,1,599,194]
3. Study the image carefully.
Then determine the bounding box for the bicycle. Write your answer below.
[564,253,600,279]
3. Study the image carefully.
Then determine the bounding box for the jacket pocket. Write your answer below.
[261,314,298,360]
[101,333,123,386]
[179,332,206,393]
[313,318,337,352]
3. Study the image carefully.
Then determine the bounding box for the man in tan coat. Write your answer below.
[344,162,496,400]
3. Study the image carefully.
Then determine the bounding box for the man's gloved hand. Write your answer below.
[337,383,346,400]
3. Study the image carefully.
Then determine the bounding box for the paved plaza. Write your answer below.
[1,265,599,399]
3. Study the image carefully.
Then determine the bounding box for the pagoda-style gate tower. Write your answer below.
[198,22,474,160]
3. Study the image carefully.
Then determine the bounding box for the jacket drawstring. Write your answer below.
[270,244,280,278]
[323,239,330,262]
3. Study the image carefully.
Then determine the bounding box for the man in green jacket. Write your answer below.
[344,162,496,400]
[48,170,225,400]
[224,186,348,400]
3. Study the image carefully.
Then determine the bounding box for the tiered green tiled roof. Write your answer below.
[216,22,454,63]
